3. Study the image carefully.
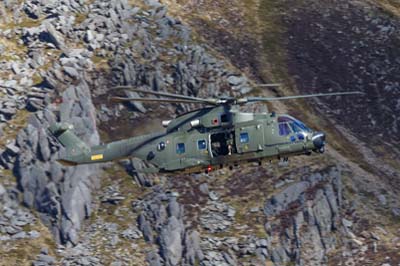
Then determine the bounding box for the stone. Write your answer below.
[84,30,94,43]
[239,86,252,94]
[29,230,41,239]
[370,231,381,241]
[209,191,219,201]
[4,206,16,218]
[145,0,162,8]
[159,216,183,266]
[223,252,237,266]
[121,227,142,240]
[111,235,120,246]
[11,62,20,74]
[41,21,66,50]
[37,254,56,264]
[227,75,246,86]
[0,107,16,117]
[0,235,11,241]
[0,184,6,198]
[342,218,353,228]
[147,251,163,266]
[128,158,153,187]
[392,208,400,217]
[184,230,204,263]
[38,129,51,161]
[227,207,236,218]
[256,239,268,248]
[63,66,80,79]
[167,198,181,218]
[104,223,119,233]
[124,90,147,113]
[138,214,153,242]
[377,194,387,206]
[40,247,49,255]
[96,33,104,42]
[11,231,27,239]
[199,183,209,195]
[250,207,259,213]
[264,181,309,216]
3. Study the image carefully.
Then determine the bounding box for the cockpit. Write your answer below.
[278,115,326,153]
[278,116,311,137]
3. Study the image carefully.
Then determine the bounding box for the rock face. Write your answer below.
[263,168,341,266]
[132,189,205,266]
[14,81,100,245]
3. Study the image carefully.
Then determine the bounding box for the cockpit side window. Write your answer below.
[279,123,291,136]
[278,116,311,135]
[278,116,293,123]
[289,122,301,133]
[294,120,311,132]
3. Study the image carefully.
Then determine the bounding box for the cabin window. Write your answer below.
[221,114,229,123]
[240,132,249,143]
[157,141,166,151]
[279,123,291,136]
[198,139,207,150]
[176,143,185,154]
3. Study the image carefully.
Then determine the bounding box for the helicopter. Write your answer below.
[49,87,362,173]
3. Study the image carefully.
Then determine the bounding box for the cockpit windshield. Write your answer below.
[278,116,311,136]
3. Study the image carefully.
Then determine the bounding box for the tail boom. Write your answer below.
[49,123,160,167]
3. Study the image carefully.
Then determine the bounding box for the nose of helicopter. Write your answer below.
[312,132,326,153]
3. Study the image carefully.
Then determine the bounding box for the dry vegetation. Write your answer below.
[0,110,30,147]
[0,218,57,266]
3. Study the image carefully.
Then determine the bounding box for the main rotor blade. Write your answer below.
[112,86,218,105]
[254,83,282,87]
[246,91,364,102]
[110,97,211,104]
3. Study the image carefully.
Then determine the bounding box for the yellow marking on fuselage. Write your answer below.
[91,154,104,161]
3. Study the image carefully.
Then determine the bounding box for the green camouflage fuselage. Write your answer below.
[49,105,325,173]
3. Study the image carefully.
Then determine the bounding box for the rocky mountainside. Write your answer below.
[0,0,399,266]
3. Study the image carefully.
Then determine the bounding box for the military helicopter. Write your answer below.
[49,87,362,173]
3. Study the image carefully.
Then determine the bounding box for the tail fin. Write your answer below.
[48,123,90,165]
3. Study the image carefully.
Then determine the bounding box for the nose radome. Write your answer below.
[312,132,326,152]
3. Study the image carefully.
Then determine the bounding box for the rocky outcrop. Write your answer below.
[134,190,186,266]
[0,183,40,241]
[263,168,342,266]
[132,188,207,266]
[14,80,100,245]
